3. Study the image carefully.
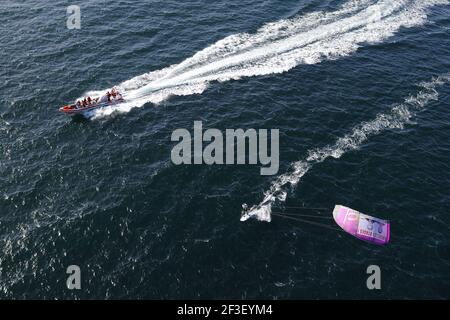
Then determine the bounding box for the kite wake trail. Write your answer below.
[88,0,447,118]
[241,74,450,222]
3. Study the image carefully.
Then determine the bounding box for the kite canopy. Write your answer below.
[333,205,390,245]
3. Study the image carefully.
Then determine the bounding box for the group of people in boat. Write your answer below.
[76,96,97,108]
[74,88,123,109]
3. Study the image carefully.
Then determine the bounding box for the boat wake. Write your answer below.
[241,73,450,222]
[87,0,447,119]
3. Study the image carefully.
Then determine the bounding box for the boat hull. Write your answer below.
[59,98,124,117]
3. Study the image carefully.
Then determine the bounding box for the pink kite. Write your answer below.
[333,205,390,245]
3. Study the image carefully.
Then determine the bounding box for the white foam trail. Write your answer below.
[241,74,450,222]
[86,0,446,118]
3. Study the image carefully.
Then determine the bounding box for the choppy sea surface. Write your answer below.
[1,0,450,299]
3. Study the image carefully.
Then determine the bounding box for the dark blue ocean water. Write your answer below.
[1,0,450,299]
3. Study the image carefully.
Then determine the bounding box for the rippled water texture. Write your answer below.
[1,0,450,299]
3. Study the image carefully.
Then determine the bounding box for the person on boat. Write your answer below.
[106,91,112,102]
[87,96,92,105]
[76,101,81,109]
